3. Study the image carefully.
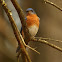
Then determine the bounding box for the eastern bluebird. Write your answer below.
[21,8,40,38]
[16,8,40,53]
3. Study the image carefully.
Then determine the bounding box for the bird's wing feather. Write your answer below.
[20,17,27,33]
[25,17,27,20]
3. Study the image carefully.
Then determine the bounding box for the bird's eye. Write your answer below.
[31,10,33,12]
[26,11,29,13]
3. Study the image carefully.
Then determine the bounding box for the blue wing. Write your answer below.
[20,17,27,34]
[25,17,27,20]
[17,17,27,53]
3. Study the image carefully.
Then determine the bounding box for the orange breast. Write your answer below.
[26,14,39,28]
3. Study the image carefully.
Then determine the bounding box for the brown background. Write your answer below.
[0,0,62,62]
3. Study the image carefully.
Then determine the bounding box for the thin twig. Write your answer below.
[19,34,40,54]
[44,0,62,11]
[10,0,37,61]
[31,38,62,52]
[16,34,40,56]
[10,0,31,44]
[21,37,40,54]
[0,0,31,62]
[35,37,62,43]
[17,57,19,62]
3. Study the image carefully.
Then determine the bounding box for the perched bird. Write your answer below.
[21,8,40,38]
[16,8,40,53]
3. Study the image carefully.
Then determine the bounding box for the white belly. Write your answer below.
[28,25,39,36]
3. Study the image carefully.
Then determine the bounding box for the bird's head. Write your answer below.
[26,8,36,15]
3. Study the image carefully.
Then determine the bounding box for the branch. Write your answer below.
[31,38,62,52]
[22,38,40,54]
[10,0,40,61]
[10,0,31,44]
[44,0,62,11]
[35,37,62,43]
[0,0,31,62]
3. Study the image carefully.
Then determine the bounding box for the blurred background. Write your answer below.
[0,0,62,62]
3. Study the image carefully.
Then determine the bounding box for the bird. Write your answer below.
[16,8,40,53]
[21,8,40,38]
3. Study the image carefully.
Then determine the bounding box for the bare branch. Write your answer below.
[44,0,62,11]
[0,0,31,62]
[35,37,62,43]
[31,38,62,52]
[10,0,41,61]
[1,0,62,62]
[10,0,31,44]
[22,39,40,54]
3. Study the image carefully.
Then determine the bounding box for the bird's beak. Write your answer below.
[26,11,33,15]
